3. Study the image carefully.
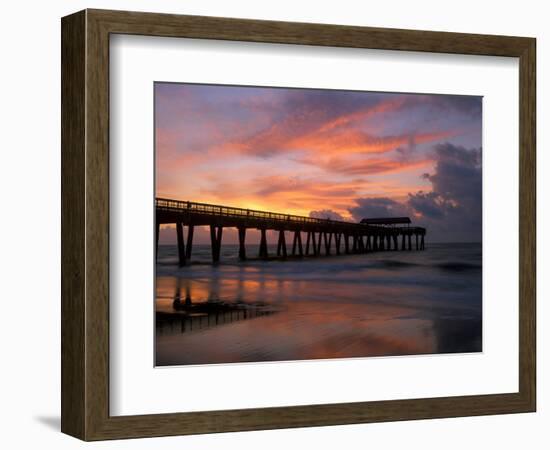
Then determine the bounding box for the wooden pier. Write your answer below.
[156,198,426,265]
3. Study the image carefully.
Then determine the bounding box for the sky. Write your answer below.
[156,83,482,243]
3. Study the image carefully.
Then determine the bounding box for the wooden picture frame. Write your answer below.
[61,9,536,441]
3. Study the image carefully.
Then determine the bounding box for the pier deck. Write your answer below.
[156,198,426,265]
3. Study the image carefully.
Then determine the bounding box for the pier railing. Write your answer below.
[156,197,352,228]
[156,197,426,264]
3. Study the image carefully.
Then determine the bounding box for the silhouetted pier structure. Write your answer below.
[156,198,426,265]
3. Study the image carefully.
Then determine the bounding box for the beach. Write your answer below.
[155,242,482,366]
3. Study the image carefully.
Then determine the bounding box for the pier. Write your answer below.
[156,198,426,265]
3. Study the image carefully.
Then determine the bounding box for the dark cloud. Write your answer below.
[281,89,389,119]
[428,95,482,119]
[408,143,482,242]
[407,191,445,219]
[349,143,482,242]
[394,94,482,120]
[349,197,410,220]
[422,142,481,202]
[309,209,346,221]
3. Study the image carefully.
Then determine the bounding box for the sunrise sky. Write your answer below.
[155,83,482,242]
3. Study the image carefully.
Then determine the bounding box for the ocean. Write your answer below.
[155,242,482,366]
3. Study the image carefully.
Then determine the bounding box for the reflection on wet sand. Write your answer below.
[156,284,439,366]
[156,278,280,336]
[154,276,466,366]
[155,243,482,366]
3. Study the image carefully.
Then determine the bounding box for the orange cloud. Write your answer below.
[290,129,455,156]
[297,153,433,176]
[219,92,457,159]
[316,97,407,133]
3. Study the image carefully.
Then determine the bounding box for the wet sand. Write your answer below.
[155,243,482,366]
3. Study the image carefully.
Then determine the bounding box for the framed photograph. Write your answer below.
[61,9,536,440]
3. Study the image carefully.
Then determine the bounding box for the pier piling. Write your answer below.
[156,199,427,263]
[238,227,246,260]
[176,222,186,266]
[186,224,194,260]
[292,231,303,257]
[259,228,268,259]
[277,230,287,258]
[156,221,160,260]
[210,225,223,263]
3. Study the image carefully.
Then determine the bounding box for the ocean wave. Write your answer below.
[435,262,482,272]
[372,260,422,269]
